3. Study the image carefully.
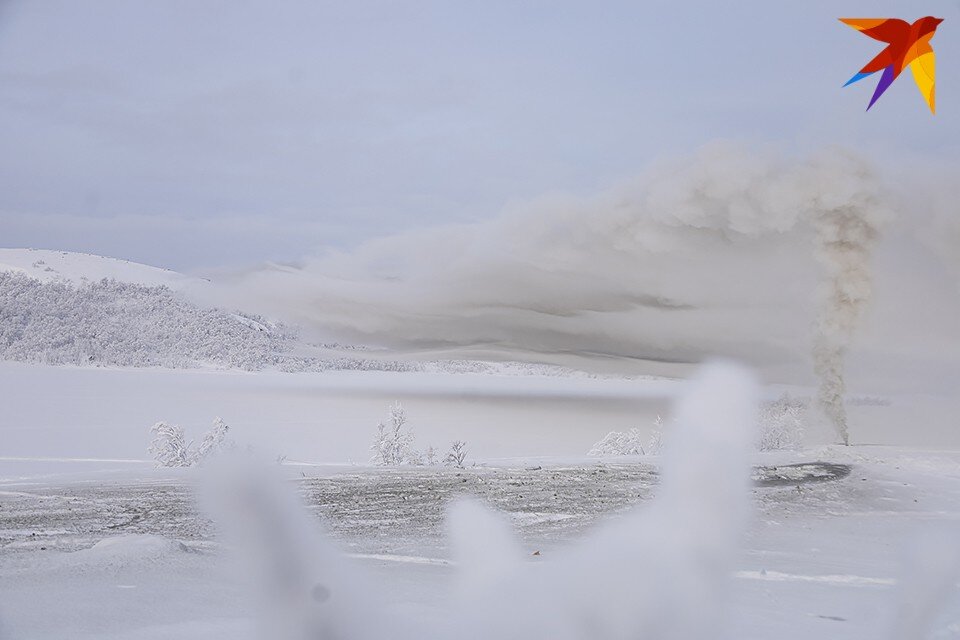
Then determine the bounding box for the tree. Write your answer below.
[757,394,805,451]
[370,403,418,466]
[370,422,392,465]
[387,403,415,465]
[149,422,191,467]
[588,429,645,456]
[191,416,233,465]
[445,441,468,468]
[587,415,664,457]
[149,417,236,468]
[647,415,664,455]
[425,445,437,466]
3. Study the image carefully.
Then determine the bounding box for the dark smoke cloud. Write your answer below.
[215,144,891,375]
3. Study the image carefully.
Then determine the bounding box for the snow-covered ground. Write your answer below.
[0,447,957,639]
[0,248,204,289]
[0,361,958,639]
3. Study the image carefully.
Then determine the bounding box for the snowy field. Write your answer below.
[1,362,958,639]
[0,448,958,638]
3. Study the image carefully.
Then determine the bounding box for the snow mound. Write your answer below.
[75,534,193,563]
[0,248,202,289]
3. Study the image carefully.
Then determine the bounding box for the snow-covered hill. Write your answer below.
[0,248,202,289]
[0,249,599,376]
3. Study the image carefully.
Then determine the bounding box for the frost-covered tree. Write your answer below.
[191,417,234,465]
[370,403,419,466]
[757,394,805,451]
[149,422,191,468]
[406,449,425,466]
[149,417,236,468]
[370,422,392,466]
[588,415,665,456]
[588,429,646,456]
[387,403,415,464]
[647,414,664,455]
[445,441,468,468]
[425,445,437,466]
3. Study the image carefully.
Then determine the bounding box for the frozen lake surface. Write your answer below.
[0,452,956,639]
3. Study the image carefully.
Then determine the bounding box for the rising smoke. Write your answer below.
[803,152,887,445]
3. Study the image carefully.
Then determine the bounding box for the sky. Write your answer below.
[1,0,958,271]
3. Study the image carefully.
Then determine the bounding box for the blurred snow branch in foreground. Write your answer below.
[203,361,759,639]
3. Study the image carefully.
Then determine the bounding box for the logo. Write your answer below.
[840,17,942,113]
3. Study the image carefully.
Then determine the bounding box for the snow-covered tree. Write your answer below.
[370,422,392,466]
[370,403,419,466]
[149,417,236,468]
[757,394,805,451]
[588,415,665,456]
[149,421,191,467]
[445,441,468,468]
[588,429,645,456]
[191,416,234,465]
[406,449,425,466]
[425,445,437,466]
[387,403,415,464]
[647,415,664,455]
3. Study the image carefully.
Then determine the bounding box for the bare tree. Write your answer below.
[445,440,468,468]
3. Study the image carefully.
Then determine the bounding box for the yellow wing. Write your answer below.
[908,41,936,114]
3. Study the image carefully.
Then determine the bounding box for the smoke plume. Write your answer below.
[804,152,888,444]
[214,144,893,378]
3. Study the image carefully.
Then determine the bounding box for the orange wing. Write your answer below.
[839,18,911,43]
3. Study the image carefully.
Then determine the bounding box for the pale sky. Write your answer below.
[1,0,957,270]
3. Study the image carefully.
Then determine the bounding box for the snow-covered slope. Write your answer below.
[0,248,202,289]
[0,249,603,376]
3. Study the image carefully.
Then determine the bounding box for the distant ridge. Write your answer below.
[0,248,203,290]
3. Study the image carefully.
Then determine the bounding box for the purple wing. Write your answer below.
[866,65,896,111]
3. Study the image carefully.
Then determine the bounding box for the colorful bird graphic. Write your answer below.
[840,16,943,113]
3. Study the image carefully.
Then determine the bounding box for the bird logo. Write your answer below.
[840,17,943,113]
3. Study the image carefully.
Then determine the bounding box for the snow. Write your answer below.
[0,248,203,289]
[0,363,958,638]
[0,448,958,638]
[73,534,194,563]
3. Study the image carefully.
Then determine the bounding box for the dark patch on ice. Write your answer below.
[753,463,852,487]
[814,614,847,622]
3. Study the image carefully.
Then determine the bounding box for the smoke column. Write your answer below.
[804,152,886,445]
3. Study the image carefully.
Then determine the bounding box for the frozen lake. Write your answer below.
[0,452,957,639]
